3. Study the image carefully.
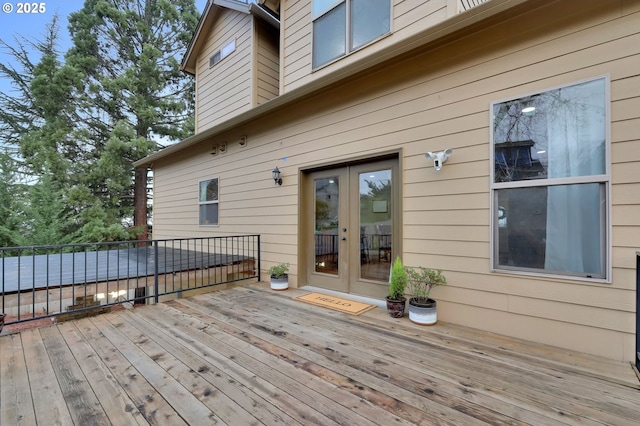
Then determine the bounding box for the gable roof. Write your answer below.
[181,0,279,75]
[136,0,530,168]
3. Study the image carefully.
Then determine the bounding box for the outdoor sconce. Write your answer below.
[272,166,282,186]
[425,149,452,171]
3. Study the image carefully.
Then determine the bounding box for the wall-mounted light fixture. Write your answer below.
[272,166,282,186]
[425,149,452,171]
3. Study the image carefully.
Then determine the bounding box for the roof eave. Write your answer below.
[181,0,253,75]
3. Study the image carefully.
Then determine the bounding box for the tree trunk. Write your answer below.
[134,166,148,241]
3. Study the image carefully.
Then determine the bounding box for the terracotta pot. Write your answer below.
[409,298,437,325]
[385,296,406,318]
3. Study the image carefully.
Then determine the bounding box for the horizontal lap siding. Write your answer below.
[154,0,639,360]
[255,21,280,105]
[196,10,253,132]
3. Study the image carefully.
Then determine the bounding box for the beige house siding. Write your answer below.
[196,9,254,132]
[282,0,456,93]
[254,19,280,105]
[153,0,639,361]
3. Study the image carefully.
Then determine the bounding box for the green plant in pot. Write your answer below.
[386,257,407,318]
[268,263,289,290]
[405,266,447,325]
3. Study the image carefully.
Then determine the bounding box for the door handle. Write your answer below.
[342,228,347,232]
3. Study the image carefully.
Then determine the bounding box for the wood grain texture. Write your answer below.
[1,284,638,425]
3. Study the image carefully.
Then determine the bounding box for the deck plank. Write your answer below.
[73,317,189,425]
[135,302,373,425]
[39,325,111,425]
[0,333,37,426]
[87,314,222,425]
[19,328,74,426]
[55,321,149,426]
[240,286,640,424]
[169,297,483,426]
[113,308,303,426]
[2,283,639,426]
[102,310,264,426]
[188,288,576,425]
[177,290,579,425]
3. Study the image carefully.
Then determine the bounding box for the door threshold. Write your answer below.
[299,286,386,308]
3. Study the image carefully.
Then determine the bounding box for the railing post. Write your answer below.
[154,240,159,304]
[257,235,261,282]
[635,251,640,369]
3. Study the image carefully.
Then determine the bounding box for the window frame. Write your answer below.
[489,75,611,282]
[209,39,236,68]
[311,0,392,70]
[198,177,220,226]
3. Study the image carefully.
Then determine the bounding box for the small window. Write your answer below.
[491,77,609,279]
[209,39,236,67]
[312,0,390,69]
[199,178,219,226]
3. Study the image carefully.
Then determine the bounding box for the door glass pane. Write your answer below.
[359,169,392,281]
[315,177,340,274]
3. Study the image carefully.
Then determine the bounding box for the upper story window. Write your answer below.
[199,178,219,225]
[491,77,609,280]
[210,39,236,68]
[312,0,391,69]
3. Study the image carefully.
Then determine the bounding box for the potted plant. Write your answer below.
[268,263,289,290]
[386,257,407,318]
[406,266,447,325]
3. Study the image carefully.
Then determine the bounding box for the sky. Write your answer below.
[0,0,208,96]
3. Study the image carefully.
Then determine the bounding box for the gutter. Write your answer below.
[135,0,528,168]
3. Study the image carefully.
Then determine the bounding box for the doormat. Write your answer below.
[293,292,377,316]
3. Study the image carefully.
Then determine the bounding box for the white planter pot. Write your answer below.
[270,275,288,291]
[409,298,437,325]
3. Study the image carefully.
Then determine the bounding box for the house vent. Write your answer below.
[458,0,488,12]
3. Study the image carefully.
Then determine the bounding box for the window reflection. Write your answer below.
[359,169,392,282]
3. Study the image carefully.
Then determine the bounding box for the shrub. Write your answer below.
[406,266,447,303]
[268,263,289,278]
[388,257,407,300]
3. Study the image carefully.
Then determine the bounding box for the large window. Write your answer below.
[312,0,390,69]
[491,77,609,279]
[199,178,219,226]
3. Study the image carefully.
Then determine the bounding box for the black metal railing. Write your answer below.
[0,235,260,328]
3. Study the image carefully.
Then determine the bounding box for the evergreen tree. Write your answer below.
[0,14,78,184]
[0,15,84,246]
[19,173,77,247]
[0,150,25,247]
[66,0,199,240]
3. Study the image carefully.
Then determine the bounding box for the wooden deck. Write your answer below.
[2,283,639,425]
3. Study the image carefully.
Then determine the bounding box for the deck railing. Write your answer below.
[0,235,260,328]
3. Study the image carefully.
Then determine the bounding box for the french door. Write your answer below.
[304,158,399,298]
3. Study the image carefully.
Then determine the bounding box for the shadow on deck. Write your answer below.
[1,283,639,425]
